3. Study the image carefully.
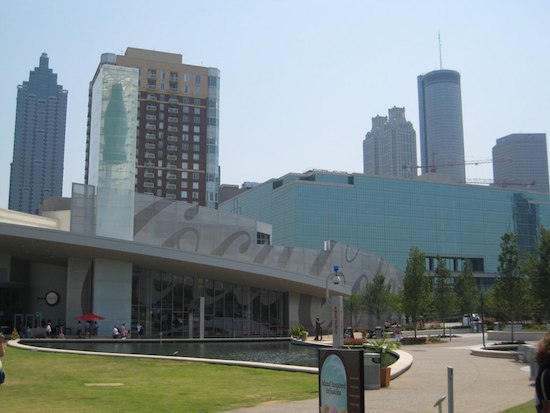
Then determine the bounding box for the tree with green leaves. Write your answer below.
[493,232,530,342]
[524,226,550,322]
[455,259,479,316]
[363,273,392,327]
[344,292,364,330]
[403,246,431,337]
[432,256,457,336]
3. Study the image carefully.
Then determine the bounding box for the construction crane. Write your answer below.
[403,157,512,173]
[464,178,536,188]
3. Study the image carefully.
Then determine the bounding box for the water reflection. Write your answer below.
[31,340,319,367]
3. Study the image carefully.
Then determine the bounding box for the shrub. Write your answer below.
[400,336,427,345]
[343,338,366,346]
[289,325,308,341]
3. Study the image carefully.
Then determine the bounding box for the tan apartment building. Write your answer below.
[85,47,220,208]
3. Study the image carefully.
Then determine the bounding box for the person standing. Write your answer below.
[314,317,324,341]
[0,332,5,385]
[536,331,550,413]
[136,322,143,338]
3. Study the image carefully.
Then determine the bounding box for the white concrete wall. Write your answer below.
[0,208,59,229]
[92,259,132,337]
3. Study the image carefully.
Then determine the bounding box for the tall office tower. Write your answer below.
[492,133,549,193]
[363,106,417,178]
[85,48,221,208]
[417,69,465,182]
[9,53,68,214]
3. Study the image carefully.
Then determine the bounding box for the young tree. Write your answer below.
[455,259,479,316]
[432,256,457,336]
[524,227,550,322]
[344,292,364,331]
[403,246,431,337]
[363,273,392,327]
[493,232,529,342]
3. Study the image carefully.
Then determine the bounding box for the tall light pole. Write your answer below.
[326,265,346,348]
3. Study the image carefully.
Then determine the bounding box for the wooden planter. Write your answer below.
[380,366,391,387]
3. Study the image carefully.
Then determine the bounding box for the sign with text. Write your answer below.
[319,348,364,413]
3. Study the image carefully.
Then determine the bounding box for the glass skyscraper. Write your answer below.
[492,133,549,194]
[9,53,68,214]
[417,69,465,182]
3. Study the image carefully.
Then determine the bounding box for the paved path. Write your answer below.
[222,334,535,413]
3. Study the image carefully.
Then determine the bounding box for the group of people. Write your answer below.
[112,322,144,339]
[75,321,99,337]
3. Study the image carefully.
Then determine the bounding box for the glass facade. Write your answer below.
[90,64,139,240]
[9,53,68,214]
[418,69,465,181]
[132,267,288,338]
[220,172,550,283]
[492,133,549,194]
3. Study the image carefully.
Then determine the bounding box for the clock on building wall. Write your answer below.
[45,291,60,306]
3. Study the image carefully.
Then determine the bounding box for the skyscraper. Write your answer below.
[363,106,417,178]
[417,69,465,182]
[492,133,549,193]
[85,48,221,208]
[9,53,68,214]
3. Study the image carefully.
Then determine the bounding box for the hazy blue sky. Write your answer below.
[1,1,549,208]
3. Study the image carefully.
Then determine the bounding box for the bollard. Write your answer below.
[448,366,454,413]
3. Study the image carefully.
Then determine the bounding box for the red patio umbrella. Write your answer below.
[76,313,105,321]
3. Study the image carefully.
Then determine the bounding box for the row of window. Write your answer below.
[144,131,201,142]
[147,69,202,84]
[144,124,201,133]
[143,179,201,190]
[144,94,203,106]
[145,113,202,124]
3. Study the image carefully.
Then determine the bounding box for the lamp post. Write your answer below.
[326,265,346,348]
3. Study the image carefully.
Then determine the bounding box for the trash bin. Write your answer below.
[364,352,381,390]
[375,326,382,339]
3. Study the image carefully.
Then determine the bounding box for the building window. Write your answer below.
[257,232,271,245]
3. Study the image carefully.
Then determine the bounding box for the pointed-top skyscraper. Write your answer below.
[417,69,465,182]
[9,53,68,214]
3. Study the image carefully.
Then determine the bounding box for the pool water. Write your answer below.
[26,340,321,367]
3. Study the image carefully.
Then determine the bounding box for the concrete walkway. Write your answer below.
[222,333,536,413]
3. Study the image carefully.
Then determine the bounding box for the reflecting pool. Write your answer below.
[24,340,320,367]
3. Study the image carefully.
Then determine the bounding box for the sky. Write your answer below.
[1,0,550,208]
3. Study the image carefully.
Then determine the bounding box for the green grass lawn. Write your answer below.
[0,346,317,413]
[501,400,536,413]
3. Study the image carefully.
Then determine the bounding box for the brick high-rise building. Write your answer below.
[85,48,220,208]
[9,53,68,214]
